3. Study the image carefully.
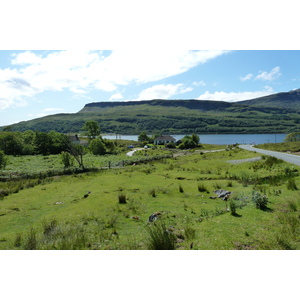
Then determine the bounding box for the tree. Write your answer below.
[21,130,36,155]
[284,132,300,142]
[0,132,23,155]
[48,131,69,154]
[178,135,198,149]
[138,132,150,142]
[89,138,107,155]
[83,121,100,140]
[191,133,200,144]
[34,132,51,155]
[0,150,7,169]
[67,144,86,170]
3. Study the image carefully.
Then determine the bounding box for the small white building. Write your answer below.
[154,135,176,145]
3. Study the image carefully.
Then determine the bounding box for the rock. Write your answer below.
[214,189,231,200]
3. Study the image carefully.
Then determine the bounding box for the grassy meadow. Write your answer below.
[1,145,300,250]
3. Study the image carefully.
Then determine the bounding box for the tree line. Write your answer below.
[0,121,118,171]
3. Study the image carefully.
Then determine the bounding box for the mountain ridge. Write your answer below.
[2,89,300,134]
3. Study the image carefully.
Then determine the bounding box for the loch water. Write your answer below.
[102,133,287,145]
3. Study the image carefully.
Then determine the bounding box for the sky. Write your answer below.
[1,50,300,127]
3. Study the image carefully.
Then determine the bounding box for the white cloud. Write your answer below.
[0,50,229,110]
[109,93,123,101]
[240,73,253,81]
[255,66,281,81]
[11,51,43,65]
[136,84,193,100]
[197,86,274,102]
[193,80,206,86]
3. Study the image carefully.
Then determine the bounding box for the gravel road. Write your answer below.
[239,144,300,166]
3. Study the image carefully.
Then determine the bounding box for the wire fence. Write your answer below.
[0,153,173,182]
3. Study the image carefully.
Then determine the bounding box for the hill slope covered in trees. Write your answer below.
[3,89,300,134]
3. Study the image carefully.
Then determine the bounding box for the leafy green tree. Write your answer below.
[89,138,107,155]
[48,131,69,154]
[0,150,7,169]
[21,130,36,155]
[178,135,198,149]
[0,132,23,155]
[60,151,74,168]
[22,130,35,144]
[284,132,300,142]
[191,133,200,144]
[83,121,100,140]
[138,132,150,142]
[34,132,51,155]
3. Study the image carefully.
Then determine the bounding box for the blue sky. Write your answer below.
[1,50,300,127]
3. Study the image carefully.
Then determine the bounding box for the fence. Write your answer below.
[0,153,173,182]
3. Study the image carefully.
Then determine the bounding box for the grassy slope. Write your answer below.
[7,100,300,134]
[1,147,300,250]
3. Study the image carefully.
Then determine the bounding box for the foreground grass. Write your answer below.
[1,147,300,249]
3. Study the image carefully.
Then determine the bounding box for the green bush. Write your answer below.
[118,193,127,204]
[24,228,38,250]
[197,183,208,193]
[147,221,176,250]
[148,188,157,197]
[179,184,184,193]
[252,190,268,210]
[60,151,74,168]
[287,179,298,191]
[229,199,238,215]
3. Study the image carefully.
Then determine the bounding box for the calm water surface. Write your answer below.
[102,133,287,145]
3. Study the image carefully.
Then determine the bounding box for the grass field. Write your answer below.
[1,145,300,250]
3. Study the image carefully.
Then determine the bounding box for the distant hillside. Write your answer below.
[79,99,233,112]
[239,89,300,110]
[3,89,300,135]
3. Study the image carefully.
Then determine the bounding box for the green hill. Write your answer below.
[4,89,300,134]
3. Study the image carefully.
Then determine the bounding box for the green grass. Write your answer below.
[1,147,300,249]
[255,141,300,153]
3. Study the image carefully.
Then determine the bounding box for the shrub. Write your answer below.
[213,182,222,190]
[42,219,58,236]
[14,233,22,248]
[197,183,208,193]
[183,225,196,240]
[287,199,298,212]
[24,228,38,250]
[179,184,184,193]
[60,151,74,168]
[89,138,107,155]
[148,188,157,197]
[264,156,283,168]
[118,193,127,204]
[229,199,238,215]
[147,221,176,250]
[226,181,233,187]
[252,190,268,210]
[287,179,298,191]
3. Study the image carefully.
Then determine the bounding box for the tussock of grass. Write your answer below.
[146,221,177,250]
